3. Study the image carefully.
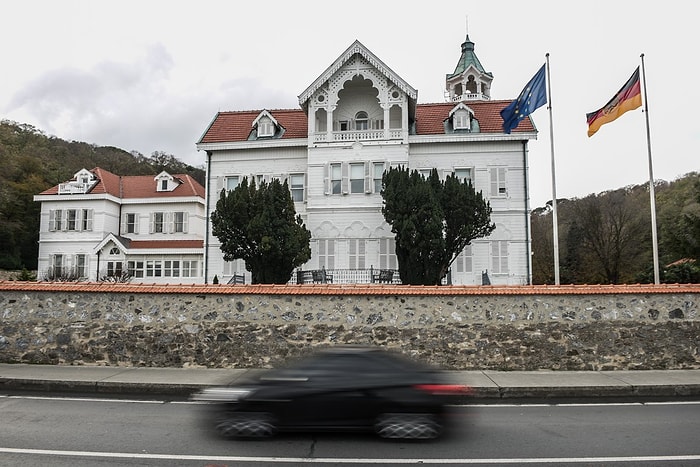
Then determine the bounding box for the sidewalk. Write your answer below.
[2,364,700,401]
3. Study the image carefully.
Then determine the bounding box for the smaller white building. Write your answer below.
[34,168,206,283]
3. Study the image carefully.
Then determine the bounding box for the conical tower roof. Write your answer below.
[447,35,492,80]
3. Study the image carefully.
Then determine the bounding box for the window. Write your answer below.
[318,239,335,269]
[81,209,93,231]
[226,176,240,191]
[490,168,507,197]
[173,212,187,233]
[454,168,472,185]
[350,163,364,194]
[128,261,145,278]
[51,254,64,277]
[355,111,368,130]
[290,174,304,202]
[50,209,63,231]
[161,179,168,191]
[330,164,342,195]
[75,254,87,278]
[125,213,138,234]
[373,163,384,193]
[339,121,349,131]
[66,209,78,231]
[379,238,397,270]
[164,260,180,277]
[491,241,509,274]
[152,212,164,233]
[109,247,120,255]
[454,244,473,273]
[182,260,197,277]
[107,261,123,277]
[418,169,433,179]
[348,239,366,269]
[453,110,470,129]
[146,260,162,277]
[258,117,274,137]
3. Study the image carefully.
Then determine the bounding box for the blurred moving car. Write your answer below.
[192,346,470,440]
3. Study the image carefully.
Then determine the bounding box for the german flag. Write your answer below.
[586,67,642,137]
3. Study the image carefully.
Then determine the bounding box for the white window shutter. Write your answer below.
[341,163,349,194]
[183,212,189,233]
[149,213,155,234]
[364,162,371,193]
[121,213,127,233]
[49,210,56,231]
[323,163,330,195]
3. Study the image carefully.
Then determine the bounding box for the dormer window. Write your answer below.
[448,103,477,133]
[58,168,97,194]
[453,110,470,130]
[155,171,178,192]
[258,117,274,137]
[253,110,281,139]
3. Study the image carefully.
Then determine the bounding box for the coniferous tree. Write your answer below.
[381,166,495,285]
[211,177,311,284]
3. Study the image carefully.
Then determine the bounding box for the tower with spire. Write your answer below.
[445,35,493,102]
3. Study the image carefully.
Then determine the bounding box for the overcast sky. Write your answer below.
[2,0,697,207]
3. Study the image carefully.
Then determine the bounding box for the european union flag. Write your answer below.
[500,64,547,134]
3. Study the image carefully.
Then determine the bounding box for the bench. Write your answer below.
[312,269,333,283]
[228,273,245,284]
[372,269,394,283]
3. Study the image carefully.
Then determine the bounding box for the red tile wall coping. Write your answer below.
[1,281,698,296]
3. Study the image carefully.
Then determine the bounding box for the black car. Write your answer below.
[192,346,470,440]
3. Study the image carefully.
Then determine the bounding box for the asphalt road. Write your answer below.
[1,393,699,466]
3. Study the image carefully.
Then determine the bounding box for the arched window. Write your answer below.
[355,111,368,130]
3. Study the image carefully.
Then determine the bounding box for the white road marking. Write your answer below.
[1,447,699,464]
[4,394,700,408]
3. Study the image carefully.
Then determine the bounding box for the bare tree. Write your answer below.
[572,189,648,284]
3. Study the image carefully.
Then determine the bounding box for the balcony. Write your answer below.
[451,92,490,102]
[58,182,90,194]
[313,129,403,143]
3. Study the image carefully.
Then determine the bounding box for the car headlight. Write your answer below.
[191,387,253,402]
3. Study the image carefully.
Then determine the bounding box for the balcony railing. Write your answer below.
[451,92,490,102]
[312,129,403,143]
[58,182,90,194]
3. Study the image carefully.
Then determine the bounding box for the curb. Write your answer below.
[4,378,700,401]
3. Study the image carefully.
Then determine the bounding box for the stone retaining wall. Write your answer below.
[1,282,698,370]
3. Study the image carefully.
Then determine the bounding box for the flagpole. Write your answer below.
[545,53,560,285]
[640,53,660,284]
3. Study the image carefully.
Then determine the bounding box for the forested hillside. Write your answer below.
[0,120,205,270]
[531,172,700,284]
[1,119,697,283]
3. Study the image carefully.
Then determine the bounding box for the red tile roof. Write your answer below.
[416,100,536,135]
[0,282,698,296]
[199,109,309,144]
[40,168,205,199]
[198,100,535,144]
[128,240,204,249]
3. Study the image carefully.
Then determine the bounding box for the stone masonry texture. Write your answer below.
[0,283,698,370]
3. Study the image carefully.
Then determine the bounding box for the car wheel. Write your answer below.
[375,413,442,440]
[215,412,277,439]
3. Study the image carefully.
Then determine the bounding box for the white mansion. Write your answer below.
[34,36,537,285]
[197,37,538,285]
[34,168,205,283]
